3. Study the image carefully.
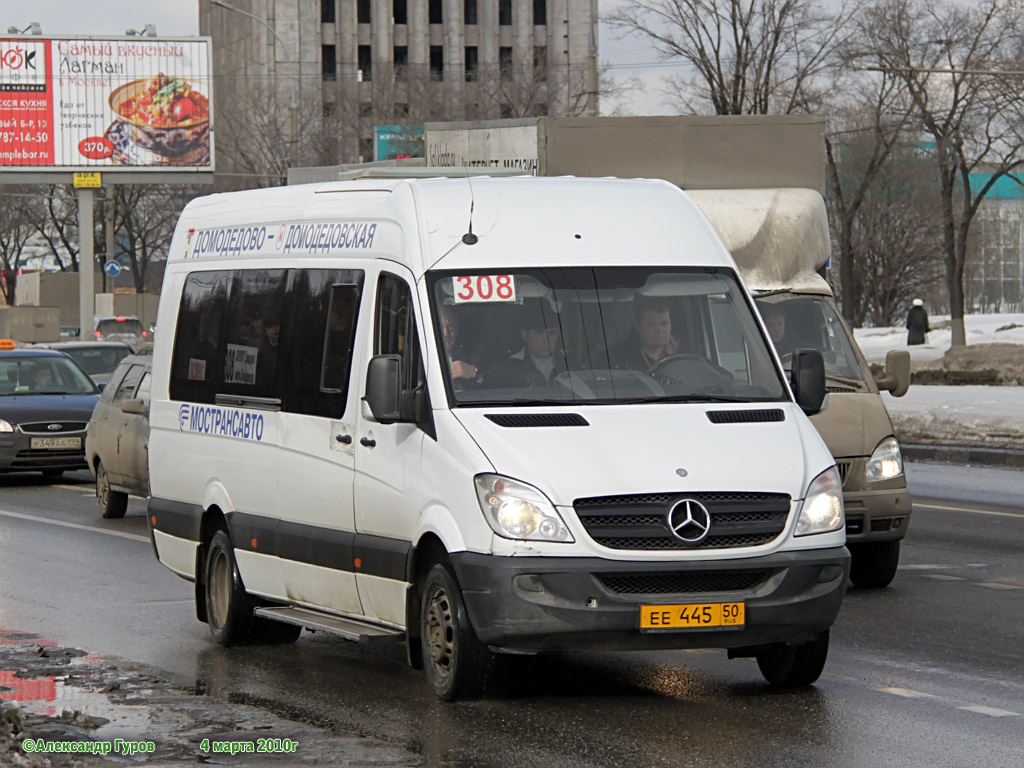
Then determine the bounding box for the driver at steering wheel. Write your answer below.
[608,299,679,372]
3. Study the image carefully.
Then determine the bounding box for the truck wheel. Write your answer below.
[420,563,492,701]
[205,529,256,646]
[96,462,128,519]
[849,540,900,589]
[755,629,830,687]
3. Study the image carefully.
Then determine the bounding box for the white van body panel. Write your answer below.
[152,530,199,578]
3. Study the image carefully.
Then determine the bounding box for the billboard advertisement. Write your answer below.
[374,124,424,161]
[0,36,212,171]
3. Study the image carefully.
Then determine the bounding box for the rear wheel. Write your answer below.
[205,529,256,645]
[849,540,900,589]
[420,562,493,701]
[96,461,128,519]
[755,630,830,687]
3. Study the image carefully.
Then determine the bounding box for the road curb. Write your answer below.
[903,443,1024,469]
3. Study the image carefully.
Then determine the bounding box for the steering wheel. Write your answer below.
[648,354,735,395]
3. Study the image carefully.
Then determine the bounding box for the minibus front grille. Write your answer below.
[835,460,852,486]
[574,492,791,550]
[597,570,773,595]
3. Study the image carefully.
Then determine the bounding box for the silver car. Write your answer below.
[85,354,151,518]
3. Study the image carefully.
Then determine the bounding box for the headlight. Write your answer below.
[474,474,574,542]
[796,467,844,536]
[866,437,904,482]
[0,419,13,433]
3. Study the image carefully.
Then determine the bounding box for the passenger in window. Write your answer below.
[491,300,569,387]
[440,304,483,389]
[763,309,796,357]
[608,299,679,372]
[256,316,281,386]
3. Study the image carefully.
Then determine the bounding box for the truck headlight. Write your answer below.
[474,474,573,542]
[796,467,844,536]
[866,437,903,482]
[0,419,13,433]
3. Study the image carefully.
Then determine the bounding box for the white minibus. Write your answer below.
[149,177,849,700]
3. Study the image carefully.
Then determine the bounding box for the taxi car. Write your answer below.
[85,353,151,518]
[0,342,100,477]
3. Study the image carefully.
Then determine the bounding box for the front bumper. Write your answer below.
[842,487,912,543]
[450,547,850,653]
[0,431,88,472]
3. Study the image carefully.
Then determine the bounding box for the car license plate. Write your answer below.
[639,602,745,631]
[30,436,81,450]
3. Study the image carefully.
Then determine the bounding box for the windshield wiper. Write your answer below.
[616,394,754,404]
[462,398,577,407]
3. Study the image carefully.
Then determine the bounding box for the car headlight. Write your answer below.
[474,474,573,542]
[0,419,13,433]
[796,466,844,536]
[866,437,904,482]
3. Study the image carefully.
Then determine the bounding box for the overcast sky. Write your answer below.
[8,0,674,114]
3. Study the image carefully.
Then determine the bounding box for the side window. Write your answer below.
[170,271,230,404]
[279,269,363,418]
[222,269,289,399]
[135,371,152,407]
[375,273,423,393]
[101,362,131,403]
[112,364,144,406]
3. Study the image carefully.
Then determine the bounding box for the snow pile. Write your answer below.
[882,385,1024,449]
[855,313,1024,385]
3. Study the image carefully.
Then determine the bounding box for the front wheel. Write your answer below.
[848,540,900,589]
[96,461,128,519]
[755,629,830,687]
[205,529,256,645]
[420,563,493,701]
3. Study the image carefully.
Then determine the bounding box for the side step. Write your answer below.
[254,606,404,645]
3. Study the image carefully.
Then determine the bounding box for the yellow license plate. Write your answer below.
[640,602,745,631]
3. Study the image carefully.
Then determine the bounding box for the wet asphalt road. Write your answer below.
[0,462,1022,768]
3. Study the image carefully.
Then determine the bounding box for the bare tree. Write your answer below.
[0,189,41,305]
[855,0,1024,346]
[606,0,853,114]
[113,186,194,293]
[34,185,84,272]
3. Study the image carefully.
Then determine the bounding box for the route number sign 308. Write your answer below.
[452,275,517,304]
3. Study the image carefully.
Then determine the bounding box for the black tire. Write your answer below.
[849,540,900,589]
[96,462,128,519]
[755,629,830,687]
[42,469,64,478]
[420,562,493,701]
[205,529,256,646]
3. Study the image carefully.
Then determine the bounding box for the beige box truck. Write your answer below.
[425,115,914,588]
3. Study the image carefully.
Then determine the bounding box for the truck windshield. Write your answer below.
[754,293,866,387]
[428,267,787,406]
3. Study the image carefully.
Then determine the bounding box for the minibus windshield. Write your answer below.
[754,293,866,389]
[428,267,788,406]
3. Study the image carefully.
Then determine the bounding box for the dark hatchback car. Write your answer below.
[0,346,100,476]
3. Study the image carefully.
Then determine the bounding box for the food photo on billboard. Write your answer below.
[0,36,212,171]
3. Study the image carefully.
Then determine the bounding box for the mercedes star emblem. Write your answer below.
[667,499,712,544]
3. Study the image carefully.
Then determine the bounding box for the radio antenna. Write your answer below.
[462,170,478,245]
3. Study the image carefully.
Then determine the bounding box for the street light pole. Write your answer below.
[209,0,299,143]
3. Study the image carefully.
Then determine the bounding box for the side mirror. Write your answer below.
[121,398,149,416]
[364,354,402,423]
[790,349,826,415]
[875,349,910,398]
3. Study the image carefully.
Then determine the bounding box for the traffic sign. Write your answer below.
[103,261,122,277]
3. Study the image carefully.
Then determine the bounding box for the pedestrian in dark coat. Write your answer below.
[906,299,929,345]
